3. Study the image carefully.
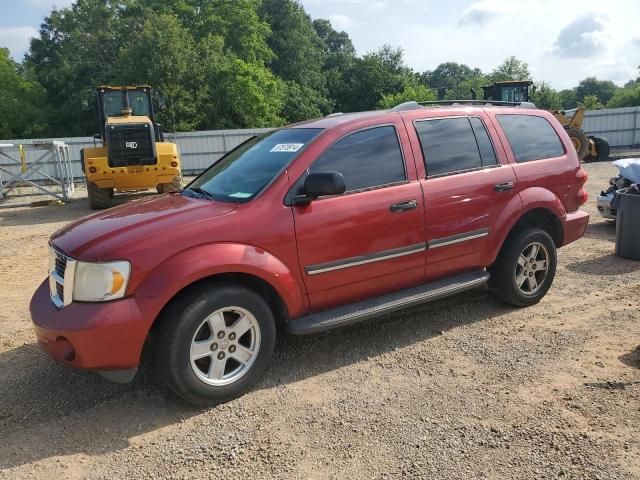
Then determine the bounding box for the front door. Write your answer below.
[292,124,426,311]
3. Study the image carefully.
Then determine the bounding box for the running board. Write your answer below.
[287,270,489,335]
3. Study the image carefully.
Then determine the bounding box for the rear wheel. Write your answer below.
[86,181,114,209]
[153,284,276,405]
[566,127,589,161]
[157,175,182,194]
[489,228,557,307]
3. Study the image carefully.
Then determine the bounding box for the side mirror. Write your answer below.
[293,171,346,205]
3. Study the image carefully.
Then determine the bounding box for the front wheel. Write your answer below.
[153,284,276,405]
[489,228,557,307]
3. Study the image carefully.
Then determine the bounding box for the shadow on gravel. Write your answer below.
[619,345,640,369]
[0,289,514,470]
[582,221,616,243]
[565,253,640,276]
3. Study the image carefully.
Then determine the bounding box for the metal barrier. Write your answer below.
[0,141,74,206]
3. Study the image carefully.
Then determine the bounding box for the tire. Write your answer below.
[87,180,114,209]
[157,175,182,194]
[565,127,589,161]
[594,136,610,162]
[488,228,557,307]
[153,284,276,406]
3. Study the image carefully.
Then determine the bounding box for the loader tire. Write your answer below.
[157,175,182,194]
[566,127,589,161]
[87,181,114,209]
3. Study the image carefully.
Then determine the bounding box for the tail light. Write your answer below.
[578,188,589,205]
[170,161,178,168]
[89,166,97,174]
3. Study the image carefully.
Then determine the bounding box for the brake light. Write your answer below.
[170,161,178,168]
[577,187,589,205]
[89,166,97,174]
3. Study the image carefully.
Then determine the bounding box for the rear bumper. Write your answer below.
[30,280,151,373]
[562,210,590,246]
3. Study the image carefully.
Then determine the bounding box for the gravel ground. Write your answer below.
[0,162,639,479]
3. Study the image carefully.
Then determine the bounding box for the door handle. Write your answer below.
[494,182,514,192]
[390,200,418,212]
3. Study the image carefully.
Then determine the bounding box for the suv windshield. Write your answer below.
[185,128,323,203]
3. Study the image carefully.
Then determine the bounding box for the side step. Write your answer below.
[287,270,489,335]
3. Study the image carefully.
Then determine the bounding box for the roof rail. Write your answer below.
[392,100,537,111]
[325,112,344,117]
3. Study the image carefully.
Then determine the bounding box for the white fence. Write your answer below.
[0,128,272,184]
[582,106,640,149]
[1,106,639,185]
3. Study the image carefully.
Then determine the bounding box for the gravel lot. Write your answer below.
[1,161,639,479]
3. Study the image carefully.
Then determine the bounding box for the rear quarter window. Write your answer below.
[497,114,564,163]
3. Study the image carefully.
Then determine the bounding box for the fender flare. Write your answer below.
[134,242,308,320]
[487,188,566,265]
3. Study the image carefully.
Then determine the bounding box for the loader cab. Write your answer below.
[482,80,533,103]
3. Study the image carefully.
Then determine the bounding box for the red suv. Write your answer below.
[30,101,589,405]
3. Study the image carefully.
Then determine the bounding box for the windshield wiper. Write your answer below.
[183,186,215,200]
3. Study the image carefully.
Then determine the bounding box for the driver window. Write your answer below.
[309,126,406,192]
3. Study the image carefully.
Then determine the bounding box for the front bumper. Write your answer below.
[596,193,616,220]
[562,210,590,246]
[30,280,152,374]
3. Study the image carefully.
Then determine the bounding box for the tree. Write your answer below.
[559,89,578,110]
[580,94,604,110]
[379,84,436,109]
[530,82,562,110]
[607,85,640,108]
[489,56,531,82]
[0,48,49,138]
[422,62,483,99]
[443,77,487,101]
[575,77,617,105]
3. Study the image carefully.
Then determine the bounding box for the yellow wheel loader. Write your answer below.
[481,80,609,162]
[81,86,182,209]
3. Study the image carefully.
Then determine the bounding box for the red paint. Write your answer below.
[31,106,589,374]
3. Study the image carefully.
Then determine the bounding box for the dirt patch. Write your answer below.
[1,163,639,479]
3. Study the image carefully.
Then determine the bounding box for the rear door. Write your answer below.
[404,112,518,281]
[291,122,426,311]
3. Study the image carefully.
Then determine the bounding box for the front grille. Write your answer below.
[49,247,75,308]
[107,123,156,167]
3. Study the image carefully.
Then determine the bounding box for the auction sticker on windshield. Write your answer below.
[270,143,304,153]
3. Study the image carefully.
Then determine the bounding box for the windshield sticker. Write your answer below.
[270,143,304,153]
[228,192,253,199]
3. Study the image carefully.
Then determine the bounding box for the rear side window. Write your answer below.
[497,114,564,162]
[415,117,497,177]
[310,125,406,191]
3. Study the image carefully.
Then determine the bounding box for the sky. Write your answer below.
[1,0,639,90]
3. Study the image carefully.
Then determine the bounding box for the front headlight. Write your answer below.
[73,260,131,302]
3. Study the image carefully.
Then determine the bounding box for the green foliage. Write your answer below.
[559,89,578,110]
[443,77,487,101]
[422,62,483,99]
[580,95,604,110]
[607,84,640,108]
[575,77,617,105]
[530,82,562,110]
[488,56,531,82]
[0,48,48,138]
[379,84,436,109]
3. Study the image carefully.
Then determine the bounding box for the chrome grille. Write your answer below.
[48,246,76,308]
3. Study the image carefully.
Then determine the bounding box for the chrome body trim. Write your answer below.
[305,242,427,276]
[48,246,75,309]
[428,228,490,249]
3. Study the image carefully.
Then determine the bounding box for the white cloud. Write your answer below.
[0,26,38,60]
[551,14,609,58]
[329,14,354,31]
[459,1,503,26]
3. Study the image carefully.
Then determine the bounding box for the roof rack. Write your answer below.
[392,100,537,112]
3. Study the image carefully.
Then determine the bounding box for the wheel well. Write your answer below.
[141,273,289,364]
[507,208,563,248]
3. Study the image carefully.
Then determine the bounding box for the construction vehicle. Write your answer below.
[81,86,182,209]
[481,80,609,162]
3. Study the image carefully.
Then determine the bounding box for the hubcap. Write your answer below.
[514,241,549,296]
[189,307,260,386]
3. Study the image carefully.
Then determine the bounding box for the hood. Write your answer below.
[52,194,239,260]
